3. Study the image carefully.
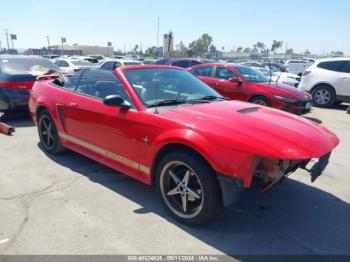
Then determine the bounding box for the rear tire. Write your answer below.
[156,151,221,226]
[311,85,336,108]
[38,110,65,154]
[249,96,271,107]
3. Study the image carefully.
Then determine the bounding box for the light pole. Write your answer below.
[61,37,66,56]
[5,29,10,50]
[46,36,50,49]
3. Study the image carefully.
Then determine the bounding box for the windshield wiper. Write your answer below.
[146,99,187,108]
[188,95,230,102]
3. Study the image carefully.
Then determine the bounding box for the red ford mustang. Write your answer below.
[189,63,313,115]
[29,65,339,225]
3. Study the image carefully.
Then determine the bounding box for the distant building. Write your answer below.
[31,44,114,56]
[62,45,114,56]
[27,47,82,56]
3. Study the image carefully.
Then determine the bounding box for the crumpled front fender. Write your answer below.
[146,128,256,187]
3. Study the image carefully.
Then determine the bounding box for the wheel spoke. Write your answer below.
[46,134,51,146]
[169,170,181,185]
[182,170,190,187]
[47,124,55,140]
[167,186,180,196]
[181,193,187,212]
[42,119,49,130]
[187,187,201,199]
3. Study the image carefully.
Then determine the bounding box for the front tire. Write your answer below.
[156,151,221,226]
[38,110,65,154]
[311,85,336,108]
[249,96,271,107]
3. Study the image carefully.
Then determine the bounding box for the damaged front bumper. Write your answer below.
[216,152,333,208]
[303,152,331,183]
[259,152,332,192]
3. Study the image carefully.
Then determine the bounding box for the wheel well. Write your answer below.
[151,143,213,185]
[36,106,47,119]
[310,83,336,96]
[249,95,270,103]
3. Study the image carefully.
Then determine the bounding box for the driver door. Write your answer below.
[63,68,143,178]
[213,67,248,100]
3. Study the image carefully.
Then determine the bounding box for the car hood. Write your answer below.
[160,101,339,160]
[254,81,309,99]
[271,75,298,84]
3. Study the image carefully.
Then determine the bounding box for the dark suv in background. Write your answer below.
[156,58,214,68]
[0,55,60,112]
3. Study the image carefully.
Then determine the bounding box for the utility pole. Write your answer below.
[46,36,50,49]
[157,16,160,58]
[5,29,10,50]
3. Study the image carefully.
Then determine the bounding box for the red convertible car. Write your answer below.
[189,63,312,115]
[29,65,339,225]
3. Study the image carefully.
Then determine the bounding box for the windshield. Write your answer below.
[235,66,269,83]
[270,66,281,73]
[124,68,222,107]
[0,57,60,75]
[71,60,93,66]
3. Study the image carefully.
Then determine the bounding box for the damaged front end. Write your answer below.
[255,152,332,192]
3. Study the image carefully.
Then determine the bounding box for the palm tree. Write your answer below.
[271,40,283,54]
[167,31,174,55]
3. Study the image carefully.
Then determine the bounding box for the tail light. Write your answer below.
[303,71,311,76]
[0,81,33,90]
[74,68,81,72]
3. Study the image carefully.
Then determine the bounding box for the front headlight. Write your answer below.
[273,95,298,103]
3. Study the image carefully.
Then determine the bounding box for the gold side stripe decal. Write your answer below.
[59,132,150,175]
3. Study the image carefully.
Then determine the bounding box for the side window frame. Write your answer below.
[73,68,136,109]
[215,67,237,80]
[192,66,214,78]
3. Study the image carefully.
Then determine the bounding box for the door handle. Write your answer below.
[341,77,349,80]
[68,102,79,108]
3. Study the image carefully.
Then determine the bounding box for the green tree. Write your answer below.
[144,46,157,57]
[114,49,124,56]
[271,40,283,54]
[330,51,344,57]
[209,45,217,53]
[286,48,294,56]
[256,42,266,53]
[187,34,214,57]
[236,46,243,53]
[133,44,139,54]
[243,47,252,53]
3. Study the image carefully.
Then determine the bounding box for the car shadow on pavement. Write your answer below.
[39,145,350,256]
[328,103,350,112]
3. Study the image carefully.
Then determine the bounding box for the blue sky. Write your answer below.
[0,0,349,54]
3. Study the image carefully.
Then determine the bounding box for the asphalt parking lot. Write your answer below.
[0,105,349,256]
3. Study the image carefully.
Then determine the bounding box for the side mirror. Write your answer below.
[229,77,239,83]
[229,77,243,84]
[103,95,131,110]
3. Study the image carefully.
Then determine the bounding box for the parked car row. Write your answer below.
[2,54,349,115]
[188,63,312,115]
